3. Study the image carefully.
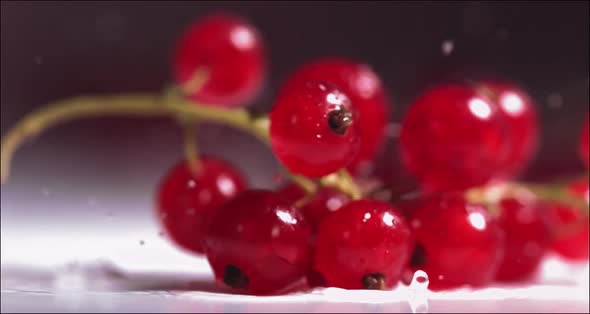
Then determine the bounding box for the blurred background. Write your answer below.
[1,1,588,312]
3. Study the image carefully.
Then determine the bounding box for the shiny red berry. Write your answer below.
[278,184,350,231]
[314,199,412,290]
[405,194,504,290]
[270,81,361,177]
[280,58,390,173]
[479,81,539,178]
[495,197,550,282]
[580,115,589,169]
[173,13,266,107]
[203,189,313,295]
[546,179,589,261]
[156,157,247,254]
[400,84,510,191]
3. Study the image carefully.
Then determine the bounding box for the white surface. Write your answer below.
[1,224,589,313]
[1,189,589,313]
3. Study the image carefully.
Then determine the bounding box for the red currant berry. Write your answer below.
[546,179,589,261]
[495,197,550,282]
[400,84,510,191]
[270,81,361,177]
[280,58,390,173]
[580,115,589,169]
[173,13,266,107]
[203,189,313,295]
[156,157,247,254]
[404,194,504,290]
[278,184,350,231]
[314,199,412,290]
[479,81,539,178]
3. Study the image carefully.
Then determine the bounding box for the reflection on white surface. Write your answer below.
[1,225,589,313]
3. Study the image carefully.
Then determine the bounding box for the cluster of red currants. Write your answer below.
[155,13,590,295]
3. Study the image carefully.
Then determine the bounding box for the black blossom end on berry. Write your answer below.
[362,273,386,290]
[223,265,249,289]
[328,107,353,135]
[410,243,427,267]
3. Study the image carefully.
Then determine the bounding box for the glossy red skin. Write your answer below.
[203,190,313,295]
[156,157,246,254]
[270,81,361,177]
[279,58,390,173]
[580,116,589,169]
[278,184,350,231]
[406,195,504,291]
[400,84,510,191]
[546,179,589,261]
[173,13,266,107]
[480,81,539,178]
[314,200,412,289]
[495,198,550,282]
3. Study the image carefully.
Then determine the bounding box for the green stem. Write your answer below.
[0,88,359,198]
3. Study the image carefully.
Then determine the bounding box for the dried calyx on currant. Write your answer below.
[1,10,589,298]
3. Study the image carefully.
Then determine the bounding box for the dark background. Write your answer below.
[1,1,589,192]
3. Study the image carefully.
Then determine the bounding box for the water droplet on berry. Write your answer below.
[41,188,51,196]
[34,56,43,64]
[187,179,196,189]
[217,175,237,196]
[411,219,422,229]
[382,212,395,227]
[271,226,280,238]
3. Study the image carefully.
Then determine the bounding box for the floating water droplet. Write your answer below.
[139,240,145,246]
[441,40,454,56]
[547,93,563,108]
[41,188,51,196]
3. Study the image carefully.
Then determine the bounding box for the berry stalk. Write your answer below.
[0,88,361,198]
[466,181,589,217]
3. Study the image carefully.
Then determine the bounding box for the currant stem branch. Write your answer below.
[182,121,202,174]
[0,89,360,199]
[466,180,589,217]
